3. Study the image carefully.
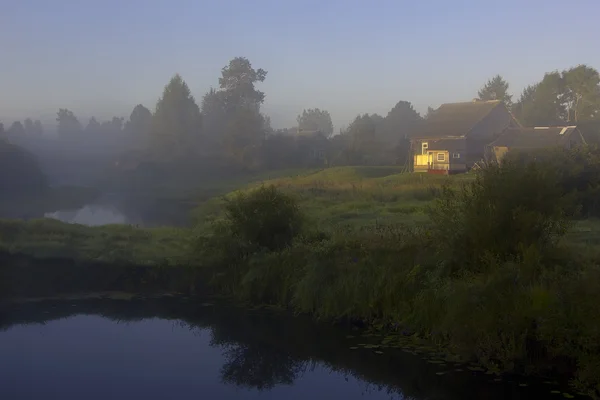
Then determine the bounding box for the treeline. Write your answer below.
[2,60,600,173]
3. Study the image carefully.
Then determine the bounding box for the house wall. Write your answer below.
[412,139,467,172]
[413,150,467,173]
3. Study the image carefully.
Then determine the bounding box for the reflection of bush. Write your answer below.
[220,344,306,390]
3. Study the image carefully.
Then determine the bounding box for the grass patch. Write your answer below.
[0,218,190,266]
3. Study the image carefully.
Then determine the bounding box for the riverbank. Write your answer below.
[2,149,600,398]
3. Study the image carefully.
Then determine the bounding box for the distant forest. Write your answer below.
[1,58,600,173]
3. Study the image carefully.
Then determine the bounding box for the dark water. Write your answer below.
[0,297,582,400]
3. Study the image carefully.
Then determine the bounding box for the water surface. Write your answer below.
[0,298,582,400]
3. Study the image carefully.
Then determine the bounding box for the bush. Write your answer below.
[428,159,571,275]
[223,185,304,251]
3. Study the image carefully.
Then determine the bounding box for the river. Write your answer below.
[42,193,194,227]
[0,297,580,400]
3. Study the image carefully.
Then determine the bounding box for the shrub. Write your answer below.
[223,185,304,251]
[428,159,571,275]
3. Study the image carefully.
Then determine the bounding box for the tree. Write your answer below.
[125,104,152,149]
[219,57,267,113]
[224,108,267,168]
[296,108,334,137]
[478,75,513,107]
[0,122,4,139]
[150,74,203,160]
[343,114,380,165]
[56,108,83,138]
[0,140,47,193]
[516,72,566,126]
[8,121,25,137]
[201,88,228,150]
[383,100,422,142]
[424,106,436,120]
[204,57,269,163]
[85,117,101,135]
[513,84,538,124]
[513,65,600,127]
[562,64,600,122]
[24,118,34,136]
[33,120,43,136]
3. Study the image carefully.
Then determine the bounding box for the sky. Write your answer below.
[2,0,600,131]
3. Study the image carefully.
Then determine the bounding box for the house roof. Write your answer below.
[426,138,465,152]
[413,100,504,139]
[489,126,581,148]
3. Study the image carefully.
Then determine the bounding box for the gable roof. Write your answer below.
[413,100,504,139]
[489,126,582,148]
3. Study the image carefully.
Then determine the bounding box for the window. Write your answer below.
[421,142,428,155]
[452,152,460,159]
[437,153,445,162]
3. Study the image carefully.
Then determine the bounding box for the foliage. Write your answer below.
[123,104,152,150]
[296,108,334,137]
[56,108,83,139]
[0,139,47,193]
[515,65,600,126]
[150,74,202,160]
[383,100,422,142]
[222,185,304,252]
[478,74,513,106]
[429,159,571,274]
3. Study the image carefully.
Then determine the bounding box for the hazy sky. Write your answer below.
[2,0,600,130]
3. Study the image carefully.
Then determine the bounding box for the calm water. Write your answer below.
[43,194,192,227]
[0,298,578,400]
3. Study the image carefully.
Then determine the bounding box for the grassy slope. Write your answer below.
[194,167,475,229]
[2,166,595,264]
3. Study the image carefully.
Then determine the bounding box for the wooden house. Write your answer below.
[486,126,586,163]
[411,100,519,174]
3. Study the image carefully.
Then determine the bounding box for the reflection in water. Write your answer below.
[45,204,126,226]
[0,298,573,400]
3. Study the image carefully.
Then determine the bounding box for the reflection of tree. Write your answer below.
[220,344,306,390]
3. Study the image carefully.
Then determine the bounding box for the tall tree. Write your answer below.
[201,87,228,150]
[204,57,269,164]
[344,114,380,165]
[516,72,566,126]
[296,108,334,137]
[562,64,600,122]
[224,108,267,168]
[8,121,25,136]
[478,75,513,107]
[56,108,83,138]
[125,104,152,149]
[150,74,202,159]
[424,106,436,120]
[85,117,101,135]
[0,122,4,139]
[33,120,43,136]
[23,118,34,136]
[383,100,422,142]
[219,57,267,113]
